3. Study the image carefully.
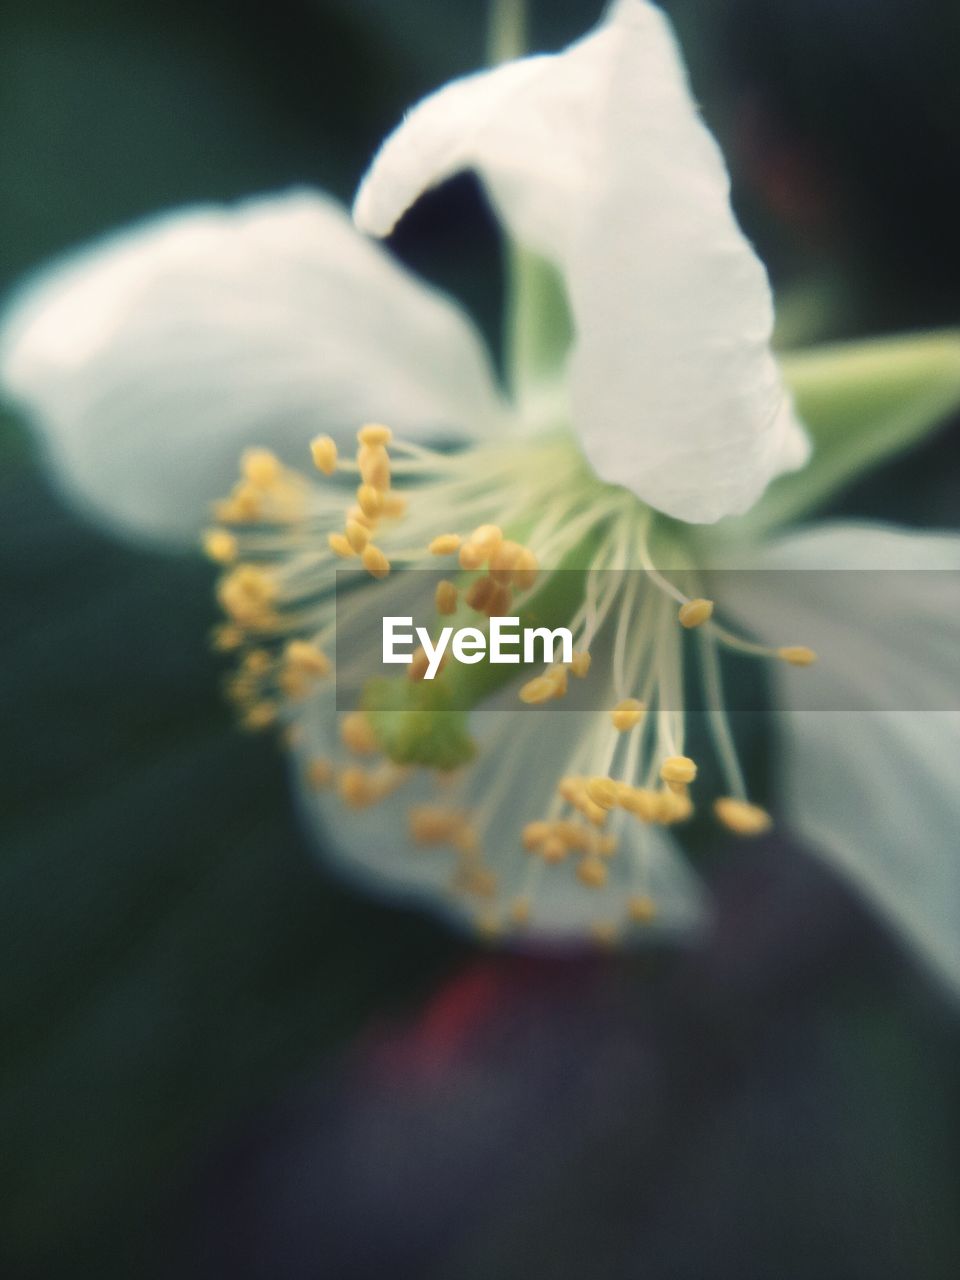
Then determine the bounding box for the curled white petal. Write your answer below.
[0,191,503,542]
[355,0,807,524]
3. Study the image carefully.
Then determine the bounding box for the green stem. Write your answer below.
[487,0,527,65]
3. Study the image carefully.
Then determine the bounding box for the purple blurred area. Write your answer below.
[162,836,960,1280]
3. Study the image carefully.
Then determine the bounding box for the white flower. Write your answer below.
[2,2,960,989]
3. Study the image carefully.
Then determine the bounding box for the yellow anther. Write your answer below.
[519,674,558,705]
[678,597,714,629]
[545,664,568,698]
[347,504,374,529]
[218,566,276,624]
[242,648,272,676]
[452,823,481,857]
[577,856,608,888]
[465,575,497,614]
[240,700,278,732]
[361,544,391,579]
[220,482,263,522]
[659,755,697,785]
[455,864,498,900]
[241,447,282,488]
[380,493,408,518]
[489,539,523,583]
[211,623,244,652]
[305,758,334,790]
[509,896,532,926]
[512,547,539,590]
[620,787,662,823]
[611,698,646,731]
[357,423,393,447]
[714,796,773,836]
[540,835,568,864]
[458,541,486,571]
[583,800,609,827]
[310,434,338,475]
[475,910,502,941]
[590,921,619,946]
[284,640,331,677]
[340,710,379,756]
[522,821,552,851]
[435,579,458,616]
[203,528,238,564]
[338,767,382,809]
[356,485,383,519]
[429,533,461,556]
[598,833,618,857]
[358,443,391,491]
[345,520,370,553]
[558,776,583,805]
[553,821,591,851]
[407,646,431,682]
[468,524,503,558]
[658,787,694,824]
[778,645,818,667]
[485,582,513,619]
[585,776,621,811]
[570,650,592,678]
[328,532,355,558]
[408,805,467,844]
[277,668,309,699]
[628,895,657,924]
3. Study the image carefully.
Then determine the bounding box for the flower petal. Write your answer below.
[354,1,806,523]
[719,522,960,995]
[293,698,705,944]
[564,3,808,522]
[0,191,503,542]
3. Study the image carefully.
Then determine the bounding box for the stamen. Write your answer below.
[429,533,461,556]
[659,755,697,785]
[241,447,282,488]
[611,698,645,731]
[778,645,818,667]
[310,434,338,475]
[714,796,772,836]
[328,532,355,558]
[361,544,391,579]
[340,710,379,756]
[345,520,370,553]
[357,423,393,447]
[203,529,238,564]
[678,597,714,628]
[435,580,458,615]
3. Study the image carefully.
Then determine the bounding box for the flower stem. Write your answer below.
[487,0,527,65]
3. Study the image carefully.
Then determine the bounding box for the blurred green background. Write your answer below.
[2,2,959,1277]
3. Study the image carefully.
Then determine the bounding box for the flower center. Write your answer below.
[206,422,815,943]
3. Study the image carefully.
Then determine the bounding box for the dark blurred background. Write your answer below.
[1,2,959,1277]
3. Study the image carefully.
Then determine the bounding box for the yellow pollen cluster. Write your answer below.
[408,805,498,903]
[678,597,714,628]
[611,698,645,731]
[778,645,818,667]
[204,417,826,947]
[560,774,695,828]
[213,447,307,524]
[713,796,772,836]
[312,424,409,579]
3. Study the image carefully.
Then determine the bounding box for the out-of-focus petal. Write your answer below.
[0,191,503,543]
[719,522,960,996]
